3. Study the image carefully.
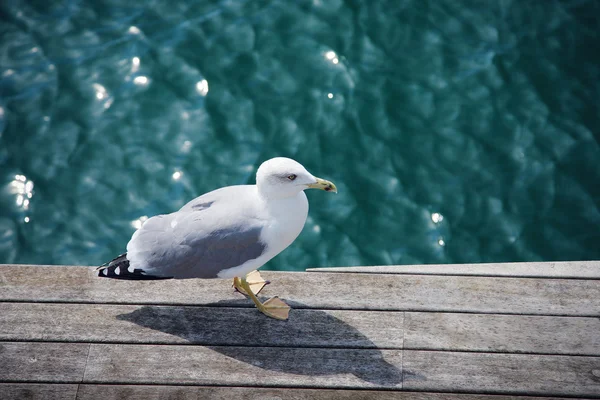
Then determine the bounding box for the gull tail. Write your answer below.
[97,253,172,280]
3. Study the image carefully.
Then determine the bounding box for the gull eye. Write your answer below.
[287,174,297,181]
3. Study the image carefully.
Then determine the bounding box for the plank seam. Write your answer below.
[395,387,600,399]
[401,311,406,391]
[70,383,593,398]
[74,382,82,400]
[311,270,600,279]
[2,340,599,358]
[60,382,600,397]
[0,338,393,350]
[1,300,597,317]
[80,343,92,389]
[4,380,598,398]
[305,271,600,280]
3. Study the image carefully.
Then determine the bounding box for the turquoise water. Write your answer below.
[1,0,599,270]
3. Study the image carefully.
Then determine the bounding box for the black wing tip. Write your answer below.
[97,252,127,269]
[97,254,172,280]
[98,272,173,280]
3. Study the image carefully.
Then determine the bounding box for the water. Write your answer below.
[1,0,599,270]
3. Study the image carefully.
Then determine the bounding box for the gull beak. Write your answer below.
[307,177,337,193]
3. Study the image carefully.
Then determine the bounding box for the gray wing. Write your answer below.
[126,195,267,279]
[178,185,253,212]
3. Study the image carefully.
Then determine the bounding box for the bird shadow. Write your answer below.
[117,299,403,386]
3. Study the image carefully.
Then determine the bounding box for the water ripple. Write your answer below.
[0,0,598,267]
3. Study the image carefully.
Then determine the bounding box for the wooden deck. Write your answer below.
[1,261,599,399]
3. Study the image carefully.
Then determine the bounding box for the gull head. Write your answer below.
[256,157,337,199]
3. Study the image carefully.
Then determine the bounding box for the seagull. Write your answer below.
[97,157,337,320]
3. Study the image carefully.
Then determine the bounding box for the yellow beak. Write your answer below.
[306,177,337,193]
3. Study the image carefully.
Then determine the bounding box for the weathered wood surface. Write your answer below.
[0,342,88,382]
[1,263,600,398]
[308,260,600,279]
[2,302,599,355]
[402,351,600,396]
[1,384,584,400]
[404,312,600,355]
[2,265,599,316]
[0,302,404,349]
[1,384,78,400]
[1,341,599,395]
[84,343,403,388]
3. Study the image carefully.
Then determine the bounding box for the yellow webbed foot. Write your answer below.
[233,276,291,321]
[232,270,268,296]
[260,297,290,320]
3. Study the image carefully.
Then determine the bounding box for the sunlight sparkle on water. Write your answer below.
[11,174,34,210]
[132,57,140,72]
[93,83,107,100]
[325,50,339,64]
[133,76,149,86]
[431,212,444,223]
[196,79,209,96]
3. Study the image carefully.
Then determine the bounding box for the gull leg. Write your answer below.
[233,276,290,320]
[232,270,269,296]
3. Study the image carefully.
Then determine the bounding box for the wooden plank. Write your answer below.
[0,384,77,400]
[3,343,599,396]
[403,350,600,397]
[0,384,588,400]
[0,342,88,382]
[83,343,404,389]
[1,265,599,316]
[308,260,600,279]
[3,302,600,356]
[404,312,600,356]
[0,302,403,349]
[0,265,252,305]
[82,345,600,395]
[74,384,584,399]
